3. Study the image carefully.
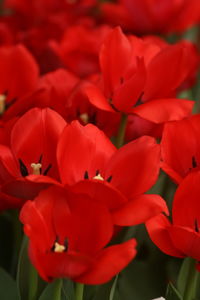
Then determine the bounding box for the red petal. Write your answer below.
[161,118,198,183]
[133,98,194,124]
[169,226,200,261]
[172,172,200,228]
[0,144,19,182]
[71,180,127,210]
[146,214,184,258]
[105,136,160,198]
[75,239,137,284]
[43,186,114,255]
[143,44,190,101]
[57,120,116,185]
[161,162,183,185]
[1,176,59,200]
[31,247,93,281]
[100,27,132,96]
[84,84,115,113]
[0,44,39,100]
[20,200,53,252]
[11,108,66,179]
[112,58,146,113]
[113,194,168,226]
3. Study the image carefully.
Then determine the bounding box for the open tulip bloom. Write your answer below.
[0,1,199,300]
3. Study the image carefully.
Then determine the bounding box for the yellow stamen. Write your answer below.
[54,242,66,253]
[79,113,89,124]
[93,173,104,181]
[0,94,6,115]
[30,163,42,175]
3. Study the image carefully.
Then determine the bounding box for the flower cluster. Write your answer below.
[0,0,200,299]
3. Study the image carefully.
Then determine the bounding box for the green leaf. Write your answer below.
[39,279,62,300]
[177,258,191,295]
[166,283,183,300]
[0,267,19,300]
[91,279,116,300]
[17,236,39,300]
[109,275,119,300]
[62,279,75,300]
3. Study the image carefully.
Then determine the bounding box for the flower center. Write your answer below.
[30,163,42,175]
[79,113,89,124]
[0,94,6,115]
[54,242,66,253]
[93,173,104,181]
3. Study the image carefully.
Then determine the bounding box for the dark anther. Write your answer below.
[5,98,17,110]
[38,154,43,164]
[19,159,29,177]
[84,171,89,179]
[195,219,199,233]
[107,175,112,183]
[96,170,99,176]
[64,239,68,252]
[90,113,96,125]
[120,77,124,84]
[43,164,52,176]
[51,236,59,252]
[51,244,55,252]
[192,156,197,168]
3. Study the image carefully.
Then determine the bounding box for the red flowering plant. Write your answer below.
[161,114,200,184]
[84,27,196,143]
[0,1,199,300]
[146,170,200,273]
[0,107,66,209]
[100,0,200,35]
[20,185,137,284]
[56,120,168,227]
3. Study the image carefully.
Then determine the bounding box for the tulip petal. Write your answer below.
[11,107,66,180]
[105,136,160,198]
[113,194,168,226]
[57,121,116,185]
[133,98,194,124]
[146,214,184,257]
[75,239,137,284]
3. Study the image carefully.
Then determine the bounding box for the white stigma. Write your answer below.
[0,94,6,115]
[54,242,66,253]
[79,113,89,124]
[93,173,104,181]
[30,163,42,175]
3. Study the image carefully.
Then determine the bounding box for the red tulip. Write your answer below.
[84,27,194,123]
[146,171,200,266]
[161,114,200,184]
[101,0,200,35]
[0,107,66,205]
[0,44,39,120]
[20,185,137,284]
[57,120,168,226]
[58,25,111,77]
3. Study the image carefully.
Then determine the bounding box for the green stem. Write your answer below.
[11,210,23,276]
[183,258,198,300]
[75,283,84,300]
[115,113,127,148]
[28,264,38,300]
[52,279,62,300]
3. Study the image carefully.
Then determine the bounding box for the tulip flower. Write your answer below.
[101,0,200,35]
[161,114,200,184]
[84,27,194,123]
[20,185,137,284]
[57,120,168,226]
[0,107,66,206]
[146,171,200,267]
